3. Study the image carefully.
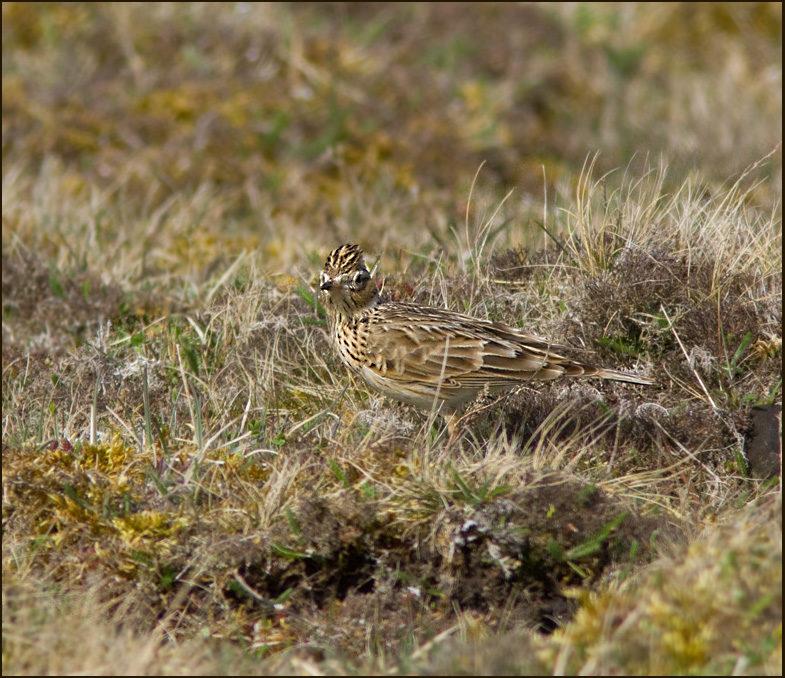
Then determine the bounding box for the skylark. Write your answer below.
[320,244,652,430]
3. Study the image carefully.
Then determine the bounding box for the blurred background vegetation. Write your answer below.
[3,3,781,277]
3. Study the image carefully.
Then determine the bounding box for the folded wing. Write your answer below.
[360,303,596,387]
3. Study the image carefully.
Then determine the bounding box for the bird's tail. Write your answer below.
[591,368,654,386]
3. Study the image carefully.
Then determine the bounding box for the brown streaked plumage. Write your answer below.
[320,244,653,428]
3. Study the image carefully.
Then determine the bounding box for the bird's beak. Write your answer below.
[320,280,334,291]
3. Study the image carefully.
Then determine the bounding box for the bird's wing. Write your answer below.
[360,304,587,386]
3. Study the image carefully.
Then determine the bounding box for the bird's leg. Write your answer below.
[444,410,463,445]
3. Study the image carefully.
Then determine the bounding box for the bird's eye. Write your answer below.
[353,271,368,285]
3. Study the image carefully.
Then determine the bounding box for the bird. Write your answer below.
[319,243,652,433]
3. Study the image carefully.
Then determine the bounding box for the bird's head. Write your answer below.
[320,244,379,318]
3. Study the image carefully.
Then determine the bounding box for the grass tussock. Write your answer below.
[3,2,782,675]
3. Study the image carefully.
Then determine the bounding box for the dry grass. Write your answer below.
[2,3,782,675]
